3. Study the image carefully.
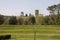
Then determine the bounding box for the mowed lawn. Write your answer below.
[0,25,60,40]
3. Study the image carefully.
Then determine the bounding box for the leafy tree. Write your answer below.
[57,4,60,14]
[0,15,4,25]
[47,5,57,15]
[24,20,29,25]
[9,16,17,25]
[46,3,60,25]
[18,17,24,25]
[47,4,60,15]
[29,16,36,25]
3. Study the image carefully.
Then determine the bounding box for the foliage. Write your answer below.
[47,4,60,15]
[0,15,4,25]
[42,3,60,25]
[9,16,17,25]
[29,16,36,25]
[18,17,24,25]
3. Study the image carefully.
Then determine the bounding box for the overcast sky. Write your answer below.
[0,0,60,16]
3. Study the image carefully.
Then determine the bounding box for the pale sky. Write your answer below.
[0,0,60,16]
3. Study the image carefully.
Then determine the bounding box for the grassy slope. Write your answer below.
[0,25,60,40]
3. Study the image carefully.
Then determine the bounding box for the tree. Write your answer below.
[18,17,24,25]
[46,4,60,25]
[29,16,36,25]
[47,5,57,15]
[47,4,60,15]
[57,4,60,14]
[0,15,4,25]
[9,16,17,25]
[24,20,29,25]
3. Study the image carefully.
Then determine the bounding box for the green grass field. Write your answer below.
[0,25,60,40]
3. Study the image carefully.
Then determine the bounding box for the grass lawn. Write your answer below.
[0,25,60,40]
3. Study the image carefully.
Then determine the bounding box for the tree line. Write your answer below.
[0,15,36,25]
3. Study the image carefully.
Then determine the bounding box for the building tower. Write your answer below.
[35,10,39,17]
[21,12,24,16]
[35,10,40,24]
